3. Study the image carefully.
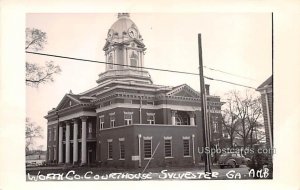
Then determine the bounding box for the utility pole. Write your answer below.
[198,33,212,174]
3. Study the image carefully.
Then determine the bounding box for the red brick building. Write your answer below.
[45,13,223,168]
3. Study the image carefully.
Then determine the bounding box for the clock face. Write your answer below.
[107,30,113,40]
[128,28,138,38]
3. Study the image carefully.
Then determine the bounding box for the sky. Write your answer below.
[26,13,272,149]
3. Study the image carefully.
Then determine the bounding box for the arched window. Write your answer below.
[108,53,113,69]
[130,51,138,67]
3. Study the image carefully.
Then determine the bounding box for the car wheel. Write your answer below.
[235,165,240,168]
[220,165,224,169]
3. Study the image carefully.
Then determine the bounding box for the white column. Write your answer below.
[265,91,273,150]
[126,48,128,66]
[138,134,141,168]
[113,49,116,69]
[58,124,63,164]
[65,121,70,164]
[141,51,144,68]
[192,134,195,164]
[188,112,195,126]
[190,117,195,126]
[81,117,87,165]
[123,48,127,67]
[73,119,78,164]
[138,51,141,69]
[127,49,130,67]
[171,111,177,125]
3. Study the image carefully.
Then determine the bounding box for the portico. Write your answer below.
[57,116,96,165]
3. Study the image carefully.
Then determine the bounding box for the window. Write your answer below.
[119,138,125,160]
[183,138,191,157]
[146,113,155,124]
[88,124,93,134]
[99,116,104,130]
[147,101,154,105]
[107,139,113,159]
[53,128,56,141]
[130,51,138,67]
[48,129,52,142]
[109,113,115,128]
[164,138,172,158]
[143,138,152,159]
[124,112,133,125]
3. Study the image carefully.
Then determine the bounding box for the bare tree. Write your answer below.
[26,117,43,155]
[26,61,61,87]
[25,28,61,87]
[246,97,264,147]
[222,90,264,149]
[221,98,239,147]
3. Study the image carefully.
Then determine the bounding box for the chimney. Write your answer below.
[205,84,210,95]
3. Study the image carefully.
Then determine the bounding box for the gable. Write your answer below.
[172,89,195,97]
[167,84,199,98]
[56,94,81,110]
[257,75,273,90]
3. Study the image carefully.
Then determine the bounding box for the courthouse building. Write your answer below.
[45,13,223,168]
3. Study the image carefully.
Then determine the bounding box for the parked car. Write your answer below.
[218,152,248,168]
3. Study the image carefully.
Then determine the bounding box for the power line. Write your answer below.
[26,51,256,89]
[203,65,256,81]
[203,76,255,89]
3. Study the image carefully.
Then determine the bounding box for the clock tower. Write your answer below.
[97,13,152,84]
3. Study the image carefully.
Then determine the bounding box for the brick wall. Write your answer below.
[98,124,201,168]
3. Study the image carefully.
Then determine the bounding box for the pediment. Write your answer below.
[56,94,81,110]
[167,84,200,98]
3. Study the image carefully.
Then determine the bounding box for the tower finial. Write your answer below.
[118,13,130,18]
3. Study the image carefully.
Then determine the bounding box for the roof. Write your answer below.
[257,75,273,90]
[104,13,144,46]
[110,15,138,34]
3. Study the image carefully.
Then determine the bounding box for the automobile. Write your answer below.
[26,162,37,167]
[218,152,248,169]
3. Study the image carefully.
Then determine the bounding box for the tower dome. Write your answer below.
[106,13,143,43]
[97,13,152,85]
